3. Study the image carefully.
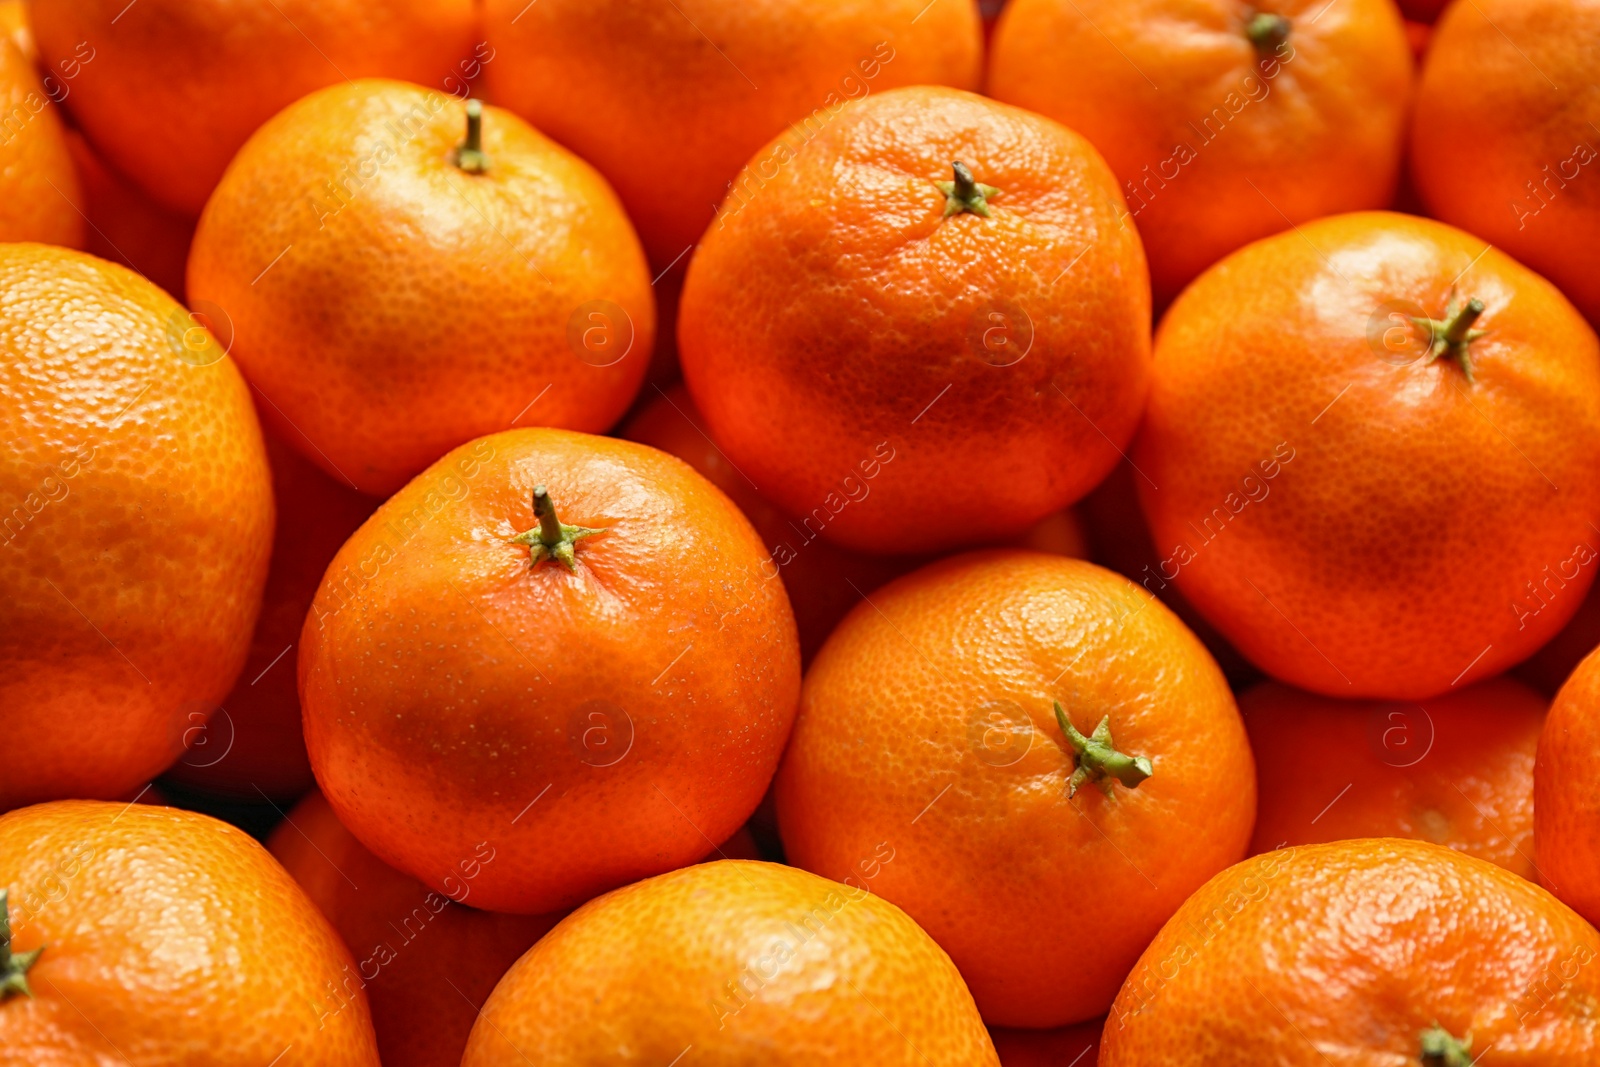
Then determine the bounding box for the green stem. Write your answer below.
[1419,1025,1471,1067]
[509,485,606,572]
[936,161,1000,218]
[454,99,489,175]
[1245,11,1291,52]
[1410,297,1489,383]
[1054,702,1153,798]
[0,890,43,1001]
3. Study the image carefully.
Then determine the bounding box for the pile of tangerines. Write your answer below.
[3,0,1600,1063]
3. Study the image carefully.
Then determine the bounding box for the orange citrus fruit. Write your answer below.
[0,800,380,1064]
[987,0,1412,305]
[300,428,801,914]
[1102,839,1600,1064]
[679,85,1150,554]
[0,244,273,811]
[1243,676,1544,879]
[481,0,983,266]
[1135,211,1600,699]
[189,79,653,496]
[30,0,477,215]
[460,860,999,1066]
[776,551,1255,1026]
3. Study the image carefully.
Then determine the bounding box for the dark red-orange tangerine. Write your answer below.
[1412,0,1600,323]
[1243,677,1544,880]
[1536,644,1600,926]
[31,0,477,216]
[987,0,1412,305]
[269,790,559,1067]
[482,0,984,267]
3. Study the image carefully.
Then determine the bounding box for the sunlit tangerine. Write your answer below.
[1135,211,1600,700]
[482,0,982,267]
[987,0,1412,305]
[0,801,379,1064]
[166,435,375,799]
[1536,643,1600,927]
[1243,677,1544,879]
[189,80,654,496]
[269,790,560,1067]
[1412,0,1600,323]
[460,860,999,1067]
[1101,839,1600,1064]
[30,0,476,216]
[300,429,801,915]
[776,551,1255,1027]
[679,85,1150,554]
[0,245,273,812]
[0,34,82,247]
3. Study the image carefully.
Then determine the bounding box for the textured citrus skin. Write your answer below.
[167,435,374,799]
[1536,645,1600,926]
[1135,211,1600,700]
[1519,581,1600,696]
[0,245,273,811]
[621,385,920,663]
[0,800,380,1066]
[987,0,1411,306]
[300,429,801,914]
[0,35,82,247]
[482,0,982,267]
[268,790,559,1067]
[1412,0,1600,323]
[776,551,1255,1027]
[1243,677,1544,879]
[679,86,1151,554]
[28,0,476,217]
[1102,839,1600,1064]
[189,79,654,497]
[461,860,999,1066]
